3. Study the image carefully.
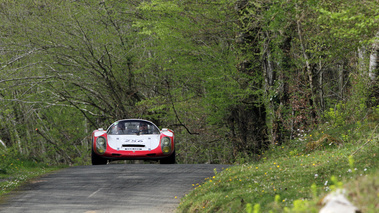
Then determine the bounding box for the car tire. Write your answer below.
[160,151,176,164]
[91,148,107,165]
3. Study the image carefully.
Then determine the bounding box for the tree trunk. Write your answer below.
[368,32,379,104]
[9,113,22,153]
[358,46,366,75]
[319,62,325,112]
[297,18,317,122]
[338,63,344,100]
[263,36,276,145]
[296,20,313,95]
[0,139,6,150]
[369,32,379,81]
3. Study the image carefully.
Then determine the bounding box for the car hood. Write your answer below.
[107,134,160,151]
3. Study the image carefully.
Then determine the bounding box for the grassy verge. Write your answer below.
[177,123,378,212]
[0,153,65,200]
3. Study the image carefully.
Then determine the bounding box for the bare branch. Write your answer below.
[0,48,41,70]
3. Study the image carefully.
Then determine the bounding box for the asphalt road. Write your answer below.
[0,164,228,213]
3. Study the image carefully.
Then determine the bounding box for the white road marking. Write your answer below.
[88,188,102,198]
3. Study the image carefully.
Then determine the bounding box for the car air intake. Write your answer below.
[122,144,145,147]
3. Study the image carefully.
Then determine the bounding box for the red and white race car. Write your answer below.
[91,119,175,165]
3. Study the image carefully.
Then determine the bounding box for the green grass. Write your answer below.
[177,123,378,213]
[0,153,65,199]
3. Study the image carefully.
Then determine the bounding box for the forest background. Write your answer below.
[0,0,378,165]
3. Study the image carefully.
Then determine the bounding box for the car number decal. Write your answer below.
[124,139,144,143]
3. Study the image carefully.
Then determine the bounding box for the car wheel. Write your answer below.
[160,151,176,164]
[91,148,107,165]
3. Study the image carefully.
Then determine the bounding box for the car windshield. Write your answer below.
[107,120,160,135]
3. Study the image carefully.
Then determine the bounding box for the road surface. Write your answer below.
[0,164,228,213]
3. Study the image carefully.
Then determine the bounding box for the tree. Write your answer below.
[317,0,379,106]
[0,0,145,163]
[134,0,256,162]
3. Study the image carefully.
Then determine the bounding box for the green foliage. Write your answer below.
[348,156,355,173]
[178,109,378,212]
[324,102,348,127]
[317,1,379,44]
[246,203,253,213]
[324,94,372,130]
[253,204,260,213]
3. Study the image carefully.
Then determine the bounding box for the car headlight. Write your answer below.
[96,136,107,155]
[161,137,171,154]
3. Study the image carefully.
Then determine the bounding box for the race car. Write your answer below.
[91,119,175,165]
